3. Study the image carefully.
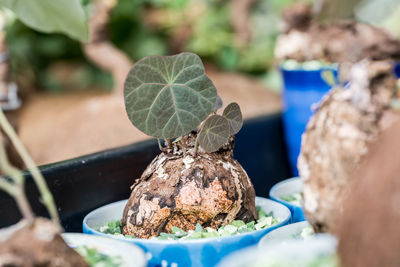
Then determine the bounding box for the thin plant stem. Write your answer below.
[0,137,34,220]
[0,178,15,196]
[157,138,163,150]
[0,109,59,224]
[13,186,35,221]
[177,140,185,153]
[194,135,200,157]
[166,138,173,148]
[0,138,23,184]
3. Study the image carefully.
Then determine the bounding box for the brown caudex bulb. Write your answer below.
[276,3,400,63]
[0,218,88,267]
[122,133,257,238]
[298,60,398,233]
[337,118,400,267]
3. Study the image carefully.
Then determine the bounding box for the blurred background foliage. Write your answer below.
[4,0,400,94]
[5,0,296,94]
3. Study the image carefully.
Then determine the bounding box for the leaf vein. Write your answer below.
[140,63,169,83]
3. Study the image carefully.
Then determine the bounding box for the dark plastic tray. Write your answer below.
[0,113,291,231]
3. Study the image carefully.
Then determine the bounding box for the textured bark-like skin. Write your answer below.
[275,3,400,63]
[122,132,257,239]
[337,119,400,267]
[298,60,398,233]
[0,218,88,267]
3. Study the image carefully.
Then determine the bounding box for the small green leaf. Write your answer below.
[222,102,243,135]
[124,52,217,139]
[198,115,230,152]
[0,0,88,42]
[321,70,337,87]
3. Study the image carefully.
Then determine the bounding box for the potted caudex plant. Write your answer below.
[276,2,400,174]
[83,52,291,266]
[0,109,146,266]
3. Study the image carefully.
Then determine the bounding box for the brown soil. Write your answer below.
[275,3,400,63]
[298,60,398,233]
[16,67,281,166]
[337,118,400,267]
[122,133,257,238]
[0,218,88,267]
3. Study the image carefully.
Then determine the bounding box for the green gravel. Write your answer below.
[280,192,302,206]
[75,245,122,267]
[98,206,280,240]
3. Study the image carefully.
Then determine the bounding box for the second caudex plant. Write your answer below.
[121,52,257,238]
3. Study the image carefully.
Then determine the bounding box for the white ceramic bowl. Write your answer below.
[218,234,338,267]
[258,221,311,249]
[269,177,305,222]
[62,233,146,267]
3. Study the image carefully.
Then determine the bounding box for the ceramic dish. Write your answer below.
[62,233,146,267]
[218,234,338,267]
[269,177,305,222]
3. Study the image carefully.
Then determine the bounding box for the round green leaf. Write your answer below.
[124,52,217,138]
[223,102,243,135]
[198,115,230,153]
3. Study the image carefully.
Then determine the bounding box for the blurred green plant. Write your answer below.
[0,0,88,41]
[355,0,400,38]
[4,0,297,93]
[4,0,399,94]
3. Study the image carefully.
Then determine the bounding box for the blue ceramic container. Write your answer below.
[269,177,305,223]
[83,197,291,267]
[281,65,338,175]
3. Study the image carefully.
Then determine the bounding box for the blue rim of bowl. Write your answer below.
[83,198,291,245]
[269,177,302,207]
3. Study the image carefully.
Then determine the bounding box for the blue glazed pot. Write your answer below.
[269,177,305,223]
[281,62,400,175]
[281,65,338,175]
[83,197,291,267]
